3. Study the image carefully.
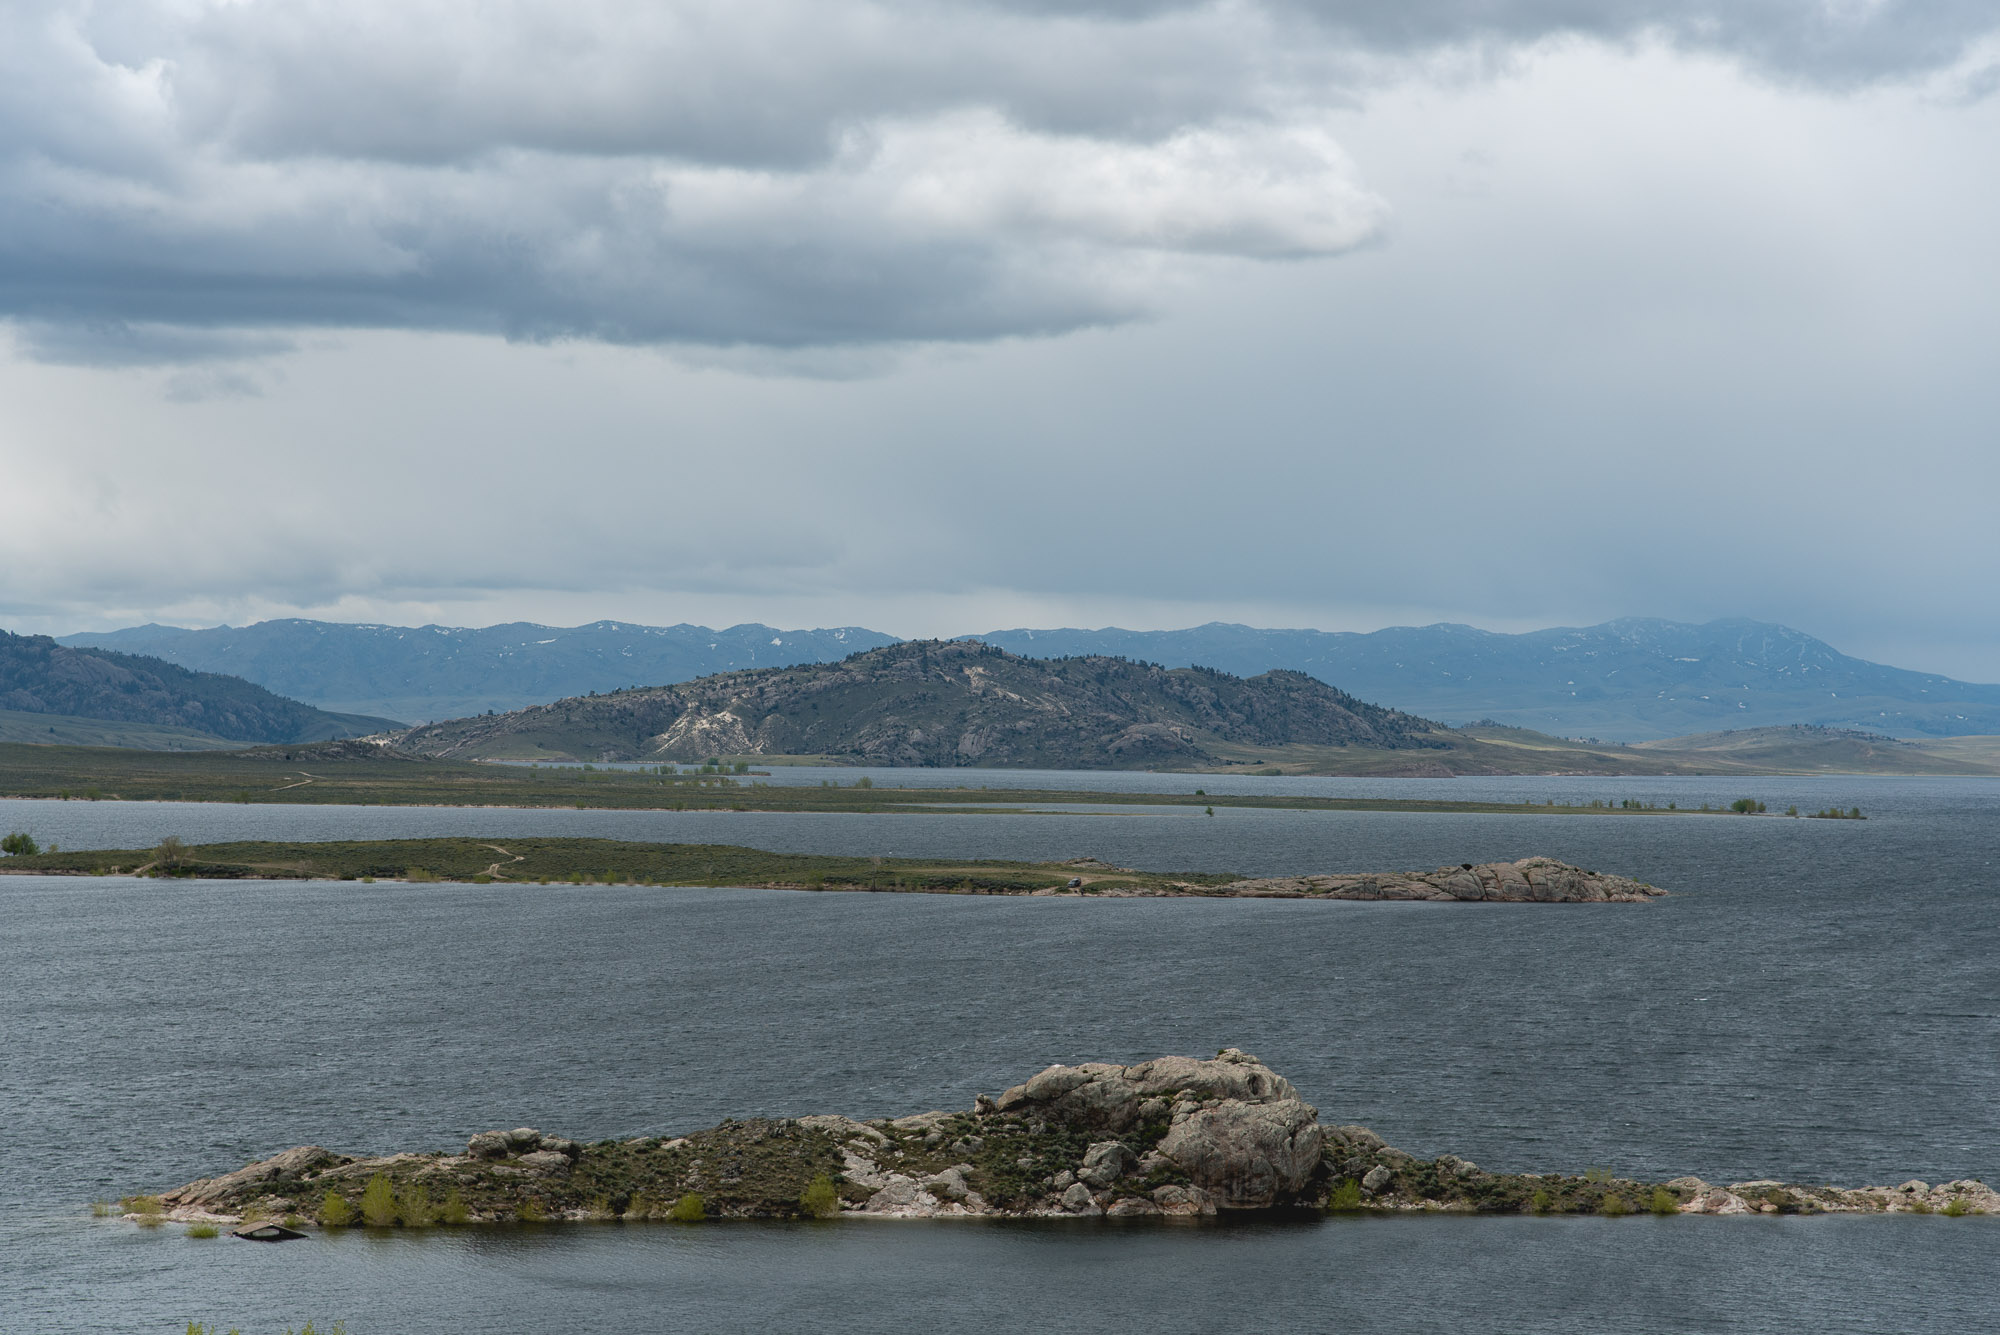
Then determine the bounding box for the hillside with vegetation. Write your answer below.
[0,630,397,745]
[395,640,1454,768]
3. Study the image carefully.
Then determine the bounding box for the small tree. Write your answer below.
[153,836,190,872]
[0,831,39,857]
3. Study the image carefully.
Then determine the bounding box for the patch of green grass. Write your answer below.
[1942,1196,1970,1217]
[186,1223,220,1239]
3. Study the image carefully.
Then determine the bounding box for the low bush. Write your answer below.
[668,1193,706,1223]
[1325,1179,1364,1212]
[1649,1187,1680,1216]
[398,1183,433,1227]
[800,1175,840,1218]
[320,1190,355,1227]
[187,1223,220,1239]
[360,1175,397,1227]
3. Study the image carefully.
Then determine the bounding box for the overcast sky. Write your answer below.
[4,1,1998,679]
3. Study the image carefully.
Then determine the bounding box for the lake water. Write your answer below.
[1,775,1994,1333]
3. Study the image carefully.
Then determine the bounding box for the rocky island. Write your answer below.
[5,837,1663,903]
[135,1052,1991,1229]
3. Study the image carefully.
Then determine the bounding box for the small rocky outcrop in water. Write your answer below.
[1213,857,1662,903]
[142,1051,1990,1226]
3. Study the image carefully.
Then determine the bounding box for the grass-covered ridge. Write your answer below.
[0,835,1243,892]
[0,739,1831,813]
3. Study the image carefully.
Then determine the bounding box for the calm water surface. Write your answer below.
[1,775,1994,1332]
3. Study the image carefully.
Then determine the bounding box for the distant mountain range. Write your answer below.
[0,630,395,747]
[396,640,1452,768]
[57,615,2000,741]
[62,620,897,723]
[971,619,2000,740]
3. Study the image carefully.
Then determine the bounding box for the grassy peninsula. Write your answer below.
[0,741,1819,818]
[0,836,1241,893]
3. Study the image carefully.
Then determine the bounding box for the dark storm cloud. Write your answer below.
[2,0,1996,365]
[1000,0,2000,86]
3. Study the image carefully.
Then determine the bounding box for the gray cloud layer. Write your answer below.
[6,0,1997,363]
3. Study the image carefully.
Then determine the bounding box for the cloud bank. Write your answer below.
[7,0,1997,363]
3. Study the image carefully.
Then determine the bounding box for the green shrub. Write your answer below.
[800,1175,840,1218]
[516,1198,546,1223]
[440,1190,469,1225]
[1326,1179,1364,1212]
[361,1175,398,1227]
[1600,1193,1631,1217]
[186,1223,220,1239]
[1942,1196,1970,1217]
[0,831,38,856]
[1909,1198,1933,1215]
[668,1193,706,1223]
[1649,1187,1680,1215]
[398,1182,433,1227]
[1530,1189,1553,1214]
[320,1191,355,1227]
[404,867,438,883]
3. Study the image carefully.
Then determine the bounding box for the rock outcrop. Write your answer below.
[1211,857,1663,903]
[137,1052,1988,1228]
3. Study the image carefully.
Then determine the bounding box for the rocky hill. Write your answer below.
[394,640,1451,766]
[0,630,397,745]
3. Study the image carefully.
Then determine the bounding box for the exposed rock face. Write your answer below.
[993,1051,1321,1209]
[163,1144,346,1211]
[142,1053,1989,1227]
[1214,857,1663,903]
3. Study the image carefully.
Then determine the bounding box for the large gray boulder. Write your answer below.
[993,1049,1322,1209]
